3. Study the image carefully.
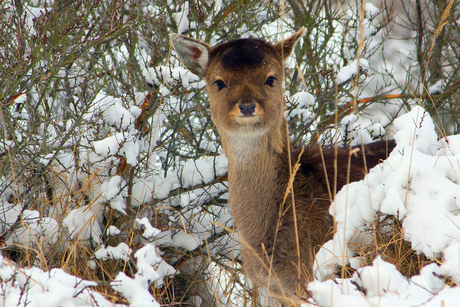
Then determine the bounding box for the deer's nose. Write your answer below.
[239,103,256,116]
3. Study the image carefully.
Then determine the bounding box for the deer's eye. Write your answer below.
[265,76,276,87]
[214,80,226,90]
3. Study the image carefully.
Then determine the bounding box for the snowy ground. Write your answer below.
[307,107,460,307]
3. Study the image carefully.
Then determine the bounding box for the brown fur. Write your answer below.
[170,30,395,305]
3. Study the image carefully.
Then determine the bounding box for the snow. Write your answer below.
[354,256,410,297]
[136,217,161,238]
[142,65,200,89]
[63,204,103,244]
[1,226,176,307]
[308,257,459,307]
[439,135,460,155]
[0,254,120,307]
[152,154,228,199]
[100,175,128,214]
[312,106,460,305]
[131,177,155,208]
[111,272,160,307]
[428,79,446,94]
[134,243,176,287]
[365,3,379,19]
[440,242,460,283]
[172,231,203,251]
[134,219,176,287]
[88,93,145,166]
[336,59,370,85]
[286,91,315,122]
[172,2,190,34]
[291,91,315,108]
[92,132,141,166]
[90,93,139,130]
[0,209,60,255]
[107,225,121,236]
[95,243,133,261]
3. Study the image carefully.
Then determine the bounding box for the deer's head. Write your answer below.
[171,29,304,154]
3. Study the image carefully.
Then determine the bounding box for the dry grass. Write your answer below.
[342,214,434,280]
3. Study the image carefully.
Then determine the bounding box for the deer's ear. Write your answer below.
[274,28,305,60]
[170,34,212,78]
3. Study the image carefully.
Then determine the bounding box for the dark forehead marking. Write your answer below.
[212,38,275,70]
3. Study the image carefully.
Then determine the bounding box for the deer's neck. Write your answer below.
[221,124,288,245]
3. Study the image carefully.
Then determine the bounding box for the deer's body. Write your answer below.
[171,29,394,304]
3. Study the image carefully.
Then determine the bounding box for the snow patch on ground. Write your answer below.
[0,254,120,307]
[307,256,458,307]
[312,106,460,305]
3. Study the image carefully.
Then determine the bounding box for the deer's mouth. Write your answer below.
[233,114,261,125]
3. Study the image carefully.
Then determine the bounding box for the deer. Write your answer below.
[170,29,395,305]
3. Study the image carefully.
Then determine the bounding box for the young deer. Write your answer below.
[171,29,395,305]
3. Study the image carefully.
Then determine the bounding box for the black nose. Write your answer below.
[239,103,256,116]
